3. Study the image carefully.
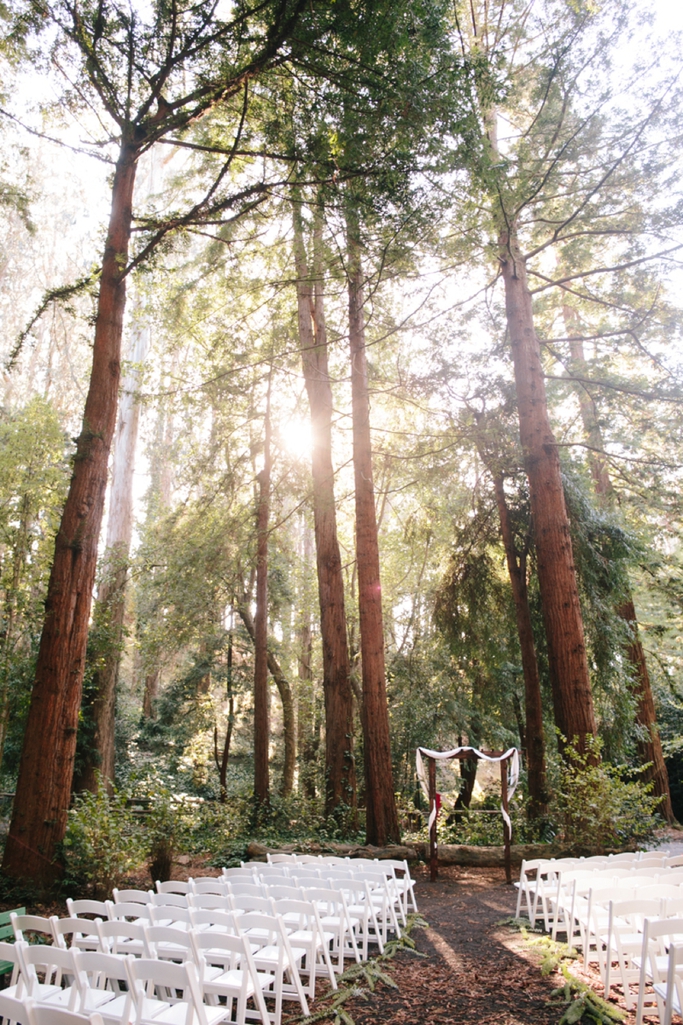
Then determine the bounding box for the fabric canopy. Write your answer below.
[415,746,520,833]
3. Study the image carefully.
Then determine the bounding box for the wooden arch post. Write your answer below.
[426,748,514,884]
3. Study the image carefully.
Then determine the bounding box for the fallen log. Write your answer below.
[245,839,631,867]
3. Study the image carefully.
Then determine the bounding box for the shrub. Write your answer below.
[62,776,145,897]
[557,738,662,849]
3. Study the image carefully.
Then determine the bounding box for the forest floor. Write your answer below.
[304,864,641,1025]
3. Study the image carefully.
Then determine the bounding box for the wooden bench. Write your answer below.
[0,907,26,974]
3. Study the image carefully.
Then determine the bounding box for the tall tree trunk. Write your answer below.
[499,225,598,757]
[346,212,400,846]
[297,520,318,799]
[491,471,549,818]
[238,605,295,798]
[74,322,149,794]
[214,633,234,804]
[564,310,673,821]
[3,146,137,883]
[253,384,272,808]
[0,494,31,771]
[292,199,357,818]
[142,671,159,719]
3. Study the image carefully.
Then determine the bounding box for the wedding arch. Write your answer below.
[416,746,520,882]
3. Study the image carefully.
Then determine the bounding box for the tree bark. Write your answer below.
[238,604,295,798]
[214,633,234,804]
[253,385,272,809]
[491,471,549,818]
[346,214,400,846]
[75,322,149,794]
[499,225,597,756]
[142,670,159,719]
[3,145,138,882]
[564,311,673,821]
[292,200,357,818]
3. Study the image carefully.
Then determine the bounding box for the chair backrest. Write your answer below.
[112,889,152,904]
[155,880,191,895]
[66,899,110,920]
[188,893,230,911]
[52,917,102,950]
[263,885,304,902]
[11,914,58,944]
[297,886,345,912]
[254,872,290,888]
[661,870,683,886]
[293,855,322,866]
[608,898,664,933]
[0,940,22,989]
[189,879,228,896]
[126,957,208,1025]
[96,919,146,955]
[271,898,319,931]
[233,913,283,953]
[266,853,297,865]
[72,948,132,1016]
[639,851,668,863]
[16,942,76,1002]
[0,988,32,1025]
[149,905,192,927]
[665,855,683,870]
[106,902,149,922]
[291,869,322,882]
[224,883,263,899]
[221,868,255,881]
[149,893,187,908]
[188,908,238,933]
[142,925,192,960]
[190,929,243,967]
[639,884,683,901]
[257,864,291,875]
[607,852,640,864]
[230,895,272,915]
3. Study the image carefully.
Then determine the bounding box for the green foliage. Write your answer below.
[550,966,625,1025]
[557,738,662,848]
[61,776,146,898]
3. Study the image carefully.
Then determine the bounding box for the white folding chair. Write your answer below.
[635,917,683,1024]
[265,855,296,866]
[96,920,146,958]
[71,949,134,1024]
[232,913,308,1025]
[657,941,683,1025]
[190,929,271,1025]
[221,870,255,883]
[0,989,32,1025]
[149,907,193,932]
[125,958,227,1025]
[270,899,337,998]
[295,886,359,969]
[16,944,78,1010]
[598,899,663,1008]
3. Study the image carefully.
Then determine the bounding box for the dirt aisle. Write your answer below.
[336,865,563,1025]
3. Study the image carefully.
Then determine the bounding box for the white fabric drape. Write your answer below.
[415,746,520,833]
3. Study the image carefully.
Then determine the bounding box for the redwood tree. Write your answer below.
[3,0,308,883]
[346,210,400,846]
[292,198,357,819]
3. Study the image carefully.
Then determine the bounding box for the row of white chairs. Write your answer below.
[514,852,683,1022]
[2,911,318,1025]
[515,851,683,926]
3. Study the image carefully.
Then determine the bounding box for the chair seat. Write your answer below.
[145,1001,227,1025]
[654,981,682,1015]
[203,967,273,995]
